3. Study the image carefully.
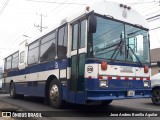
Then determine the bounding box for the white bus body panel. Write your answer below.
[85,64,150,79]
[89,1,149,29]
[18,40,28,70]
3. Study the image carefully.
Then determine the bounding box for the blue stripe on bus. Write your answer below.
[7,58,149,77]
[8,58,70,77]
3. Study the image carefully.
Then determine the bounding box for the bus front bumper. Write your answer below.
[86,89,151,101]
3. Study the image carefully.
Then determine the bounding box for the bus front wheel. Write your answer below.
[49,80,64,108]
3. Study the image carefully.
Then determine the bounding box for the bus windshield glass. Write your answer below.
[90,15,150,65]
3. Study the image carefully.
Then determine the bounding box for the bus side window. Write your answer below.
[72,24,78,51]
[12,52,19,69]
[5,56,12,70]
[40,31,56,62]
[80,20,86,48]
[57,25,67,59]
[28,40,39,65]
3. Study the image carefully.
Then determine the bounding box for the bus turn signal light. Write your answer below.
[144,65,149,73]
[101,61,107,70]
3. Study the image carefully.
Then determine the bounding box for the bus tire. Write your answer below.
[10,82,17,99]
[151,88,160,105]
[49,79,64,108]
[101,100,113,106]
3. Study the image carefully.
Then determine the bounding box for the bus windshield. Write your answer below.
[89,15,150,65]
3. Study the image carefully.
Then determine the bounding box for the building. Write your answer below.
[151,48,160,76]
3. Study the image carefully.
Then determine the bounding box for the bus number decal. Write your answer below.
[55,62,58,68]
[87,66,93,73]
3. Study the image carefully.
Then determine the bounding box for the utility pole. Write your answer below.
[34,13,47,32]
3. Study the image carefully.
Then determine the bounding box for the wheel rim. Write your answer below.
[49,84,59,103]
[152,89,160,104]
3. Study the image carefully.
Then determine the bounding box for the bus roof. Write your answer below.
[67,1,149,28]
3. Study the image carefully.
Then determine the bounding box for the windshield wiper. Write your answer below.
[127,46,143,67]
[110,39,124,63]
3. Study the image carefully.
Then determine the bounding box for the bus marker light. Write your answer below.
[127,6,131,10]
[98,76,103,79]
[101,61,107,70]
[132,77,136,80]
[88,76,92,79]
[108,76,112,80]
[125,77,129,80]
[120,4,123,7]
[117,76,120,80]
[124,5,127,9]
[140,78,143,80]
[144,65,149,73]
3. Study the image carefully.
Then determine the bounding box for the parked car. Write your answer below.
[151,73,160,105]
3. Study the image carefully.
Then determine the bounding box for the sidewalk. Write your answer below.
[0,100,18,120]
[0,100,50,120]
[0,101,19,111]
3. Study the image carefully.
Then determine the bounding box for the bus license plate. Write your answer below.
[127,90,135,97]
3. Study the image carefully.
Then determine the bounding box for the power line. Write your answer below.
[138,4,159,13]
[46,0,69,14]
[134,1,158,11]
[146,14,160,21]
[0,0,9,15]
[129,0,160,5]
[129,0,160,13]
[150,27,160,30]
[0,1,5,4]
[5,0,70,48]
[0,48,16,49]
[25,0,87,5]
[145,10,160,16]
[130,1,155,4]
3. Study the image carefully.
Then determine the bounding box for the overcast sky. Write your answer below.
[0,0,160,66]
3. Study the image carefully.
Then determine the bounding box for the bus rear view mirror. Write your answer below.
[88,14,97,33]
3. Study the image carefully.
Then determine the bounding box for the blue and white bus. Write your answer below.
[3,1,151,108]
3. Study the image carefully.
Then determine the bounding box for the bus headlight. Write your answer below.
[144,81,150,87]
[99,80,108,87]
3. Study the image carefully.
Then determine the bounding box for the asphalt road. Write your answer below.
[0,94,160,120]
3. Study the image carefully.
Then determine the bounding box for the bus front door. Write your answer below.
[69,20,87,104]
